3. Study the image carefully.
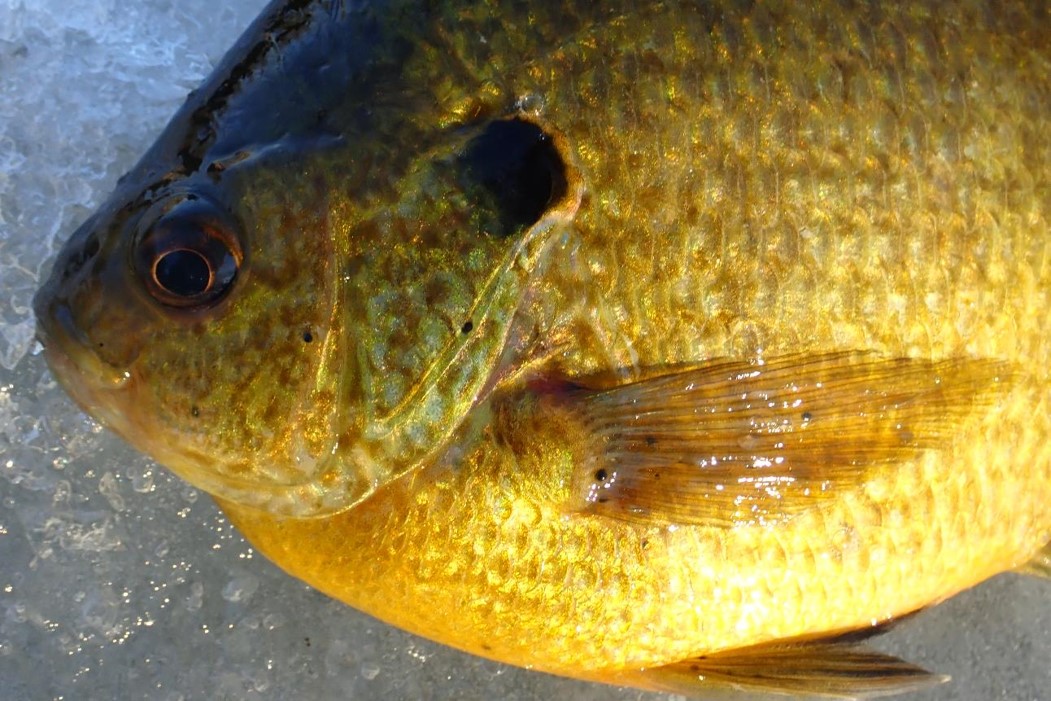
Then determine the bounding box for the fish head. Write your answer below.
[34,6,582,518]
[32,141,360,516]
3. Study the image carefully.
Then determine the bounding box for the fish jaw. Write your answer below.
[33,288,356,519]
[34,299,141,443]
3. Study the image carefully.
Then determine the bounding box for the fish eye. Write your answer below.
[134,196,243,310]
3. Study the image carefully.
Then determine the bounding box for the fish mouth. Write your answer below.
[34,295,142,441]
[37,301,131,387]
[34,290,355,518]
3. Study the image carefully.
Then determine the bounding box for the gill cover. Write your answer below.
[162,115,582,519]
[314,116,581,517]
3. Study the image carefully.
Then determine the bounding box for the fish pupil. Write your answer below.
[155,249,212,297]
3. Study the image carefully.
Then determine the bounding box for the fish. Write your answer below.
[32,0,1051,698]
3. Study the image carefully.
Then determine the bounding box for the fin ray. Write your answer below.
[564,352,1010,526]
[622,639,946,700]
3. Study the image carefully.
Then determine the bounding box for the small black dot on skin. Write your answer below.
[640,539,649,550]
[304,637,311,647]
[594,468,608,482]
[302,330,313,343]
[460,320,473,334]
[480,643,493,652]
[802,411,813,421]
[645,435,657,446]
[191,406,200,418]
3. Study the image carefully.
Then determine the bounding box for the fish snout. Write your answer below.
[35,298,132,390]
[34,216,145,392]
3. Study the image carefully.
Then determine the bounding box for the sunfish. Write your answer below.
[34,0,1051,697]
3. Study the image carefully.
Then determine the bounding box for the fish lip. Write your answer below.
[35,305,146,455]
[35,285,352,518]
[34,294,133,394]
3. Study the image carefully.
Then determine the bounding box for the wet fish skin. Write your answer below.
[34,0,1051,697]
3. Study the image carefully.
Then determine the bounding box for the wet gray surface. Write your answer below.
[0,1,1047,699]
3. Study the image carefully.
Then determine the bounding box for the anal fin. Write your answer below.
[561,352,1011,527]
[1016,541,1051,580]
[623,640,947,700]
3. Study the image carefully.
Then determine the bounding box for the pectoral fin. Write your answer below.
[620,640,946,700]
[564,352,1009,527]
[1016,541,1051,580]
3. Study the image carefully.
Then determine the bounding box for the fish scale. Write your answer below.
[33,0,1051,696]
